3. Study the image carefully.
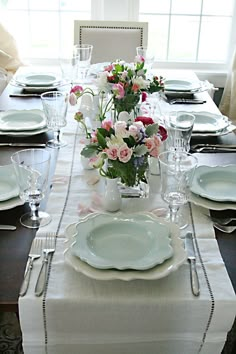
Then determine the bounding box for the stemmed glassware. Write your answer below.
[41,91,68,148]
[158,151,198,226]
[136,46,155,77]
[73,44,93,82]
[11,149,51,229]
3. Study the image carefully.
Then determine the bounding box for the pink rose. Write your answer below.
[105,146,119,160]
[145,137,156,152]
[112,83,125,99]
[117,144,132,163]
[149,146,161,158]
[128,124,139,138]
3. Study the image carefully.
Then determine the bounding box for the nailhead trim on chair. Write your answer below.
[79,25,144,47]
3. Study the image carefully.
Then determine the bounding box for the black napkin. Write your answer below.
[164,92,206,104]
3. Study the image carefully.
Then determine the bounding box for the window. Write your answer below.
[0,0,236,80]
[0,0,92,59]
[139,0,236,72]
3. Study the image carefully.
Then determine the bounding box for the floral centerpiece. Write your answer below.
[69,57,164,123]
[81,117,166,188]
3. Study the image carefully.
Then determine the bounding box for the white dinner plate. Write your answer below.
[164,79,201,92]
[0,165,19,201]
[15,73,60,87]
[191,165,236,202]
[0,109,46,131]
[64,212,186,281]
[191,112,229,133]
[71,213,173,270]
[0,126,48,136]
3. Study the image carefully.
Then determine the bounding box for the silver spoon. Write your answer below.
[213,223,236,233]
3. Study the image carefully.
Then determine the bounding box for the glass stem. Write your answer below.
[29,202,40,221]
[169,205,179,223]
[54,129,60,144]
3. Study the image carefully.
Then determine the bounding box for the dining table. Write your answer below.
[0,67,236,354]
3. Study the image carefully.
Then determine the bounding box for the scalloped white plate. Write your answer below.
[71,213,173,270]
[64,212,186,281]
[191,112,229,133]
[164,79,201,92]
[0,109,46,131]
[15,73,59,87]
[0,126,48,136]
[0,165,19,201]
[0,196,24,211]
[191,165,236,202]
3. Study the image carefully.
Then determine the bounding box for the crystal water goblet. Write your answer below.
[158,151,198,226]
[73,44,93,82]
[41,91,69,148]
[11,149,51,229]
[166,111,195,152]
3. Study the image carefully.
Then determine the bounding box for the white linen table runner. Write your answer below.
[19,97,236,354]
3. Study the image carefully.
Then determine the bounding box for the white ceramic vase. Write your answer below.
[104,178,122,212]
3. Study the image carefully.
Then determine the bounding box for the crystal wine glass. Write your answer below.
[73,44,93,82]
[158,151,198,225]
[41,91,69,148]
[11,149,51,229]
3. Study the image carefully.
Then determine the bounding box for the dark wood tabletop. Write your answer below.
[0,81,236,316]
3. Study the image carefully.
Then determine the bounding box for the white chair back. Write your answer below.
[74,20,148,64]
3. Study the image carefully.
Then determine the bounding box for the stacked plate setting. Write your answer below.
[0,109,48,136]
[189,165,236,211]
[190,111,231,137]
[0,164,23,210]
[11,72,64,92]
[64,212,187,281]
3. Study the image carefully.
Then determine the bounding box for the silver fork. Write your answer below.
[35,233,56,297]
[20,238,42,297]
[213,223,236,234]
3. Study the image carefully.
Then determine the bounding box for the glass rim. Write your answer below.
[11,148,51,165]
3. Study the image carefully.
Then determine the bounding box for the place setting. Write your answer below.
[0,109,48,136]
[0,163,24,211]
[189,164,236,211]
[63,211,187,281]
[10,71,68,96]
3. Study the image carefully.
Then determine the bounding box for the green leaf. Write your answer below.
[134,145,148,156]
[97,130,107,149]
[123,135,136,148]
[145,123,159,137]
[81,145,97,158]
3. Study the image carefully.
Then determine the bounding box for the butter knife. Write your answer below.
[185,232,200,296]
[0,143,46,147]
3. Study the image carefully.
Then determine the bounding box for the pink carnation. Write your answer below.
[112,83,125,99]
[70,85,83,94]
[101,119,113,131]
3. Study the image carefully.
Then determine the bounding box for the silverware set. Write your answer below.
[20,233,56,297]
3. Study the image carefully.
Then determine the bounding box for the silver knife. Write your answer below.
[192,144,236,149]
[0,225,16,230]
[0,143,46,147]
[9,94,41,98]
[185,232,200,296]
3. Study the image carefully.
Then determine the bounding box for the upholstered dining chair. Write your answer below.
[74,20,148,64]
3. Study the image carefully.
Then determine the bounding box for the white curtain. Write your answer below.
[219,49,236,121]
